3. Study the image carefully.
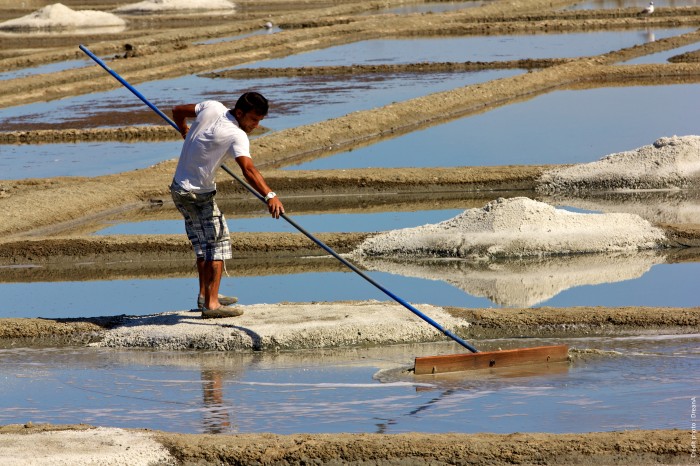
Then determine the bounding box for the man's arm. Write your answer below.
[235,156,285,219]
[172,104,197,139]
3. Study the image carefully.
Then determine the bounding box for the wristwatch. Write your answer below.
[264,192,277,202]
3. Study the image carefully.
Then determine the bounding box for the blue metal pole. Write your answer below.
[79,45,479,353]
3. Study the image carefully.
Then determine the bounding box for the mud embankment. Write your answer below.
[0,423,690,466]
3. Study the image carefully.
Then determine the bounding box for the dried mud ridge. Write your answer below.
[0,125,180,144]
[2,306,697,344]
[155,428,692,465]
[0,423,689,466]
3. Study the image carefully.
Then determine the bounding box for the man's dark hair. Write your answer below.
[233,92,269,116]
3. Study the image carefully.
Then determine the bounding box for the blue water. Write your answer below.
[0,140,182,179]
[3,27,692,130]
[2,28,695,179]
[0,59,93,81]
[0,69,517,179]
[3,80,697,178]
[623,41,700,64]
[286,83,700,169]
[0,69,516,131]
[0,259,697,318]
[95,209,465,235]
[0,335,696,434]
[240,28,692,69]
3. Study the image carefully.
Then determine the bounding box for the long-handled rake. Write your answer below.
[79,45,568,374]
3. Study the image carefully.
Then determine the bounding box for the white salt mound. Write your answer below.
[94,302,464,350]
[537,135,700,193]
[0,3,125,30]
[0,427,174,466]
[352,197,667,259]
[115,0,236,13]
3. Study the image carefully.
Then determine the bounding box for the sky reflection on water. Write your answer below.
[1,257,697,319]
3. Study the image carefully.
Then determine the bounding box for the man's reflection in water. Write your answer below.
[201,370,231,433]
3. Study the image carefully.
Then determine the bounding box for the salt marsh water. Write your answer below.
[0,69,516,131]
[1,254,698,318]
[0,58,93,81]
[95,209,466,235]
[0,335,696,434]
[241,28,692,69]
[0,69,516,179]
[2,28,694,179]
[286,83,700,169]
[3,26,692,130]
[0,140,182,180]
[623,41,700,64]
[3,81,698,178]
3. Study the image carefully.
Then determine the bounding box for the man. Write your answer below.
[170,92,284,319]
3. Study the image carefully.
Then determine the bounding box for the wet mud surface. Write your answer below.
[2,0,700,464]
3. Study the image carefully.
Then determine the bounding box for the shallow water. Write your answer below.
[0,58,93,81]
[623,41,700,64]
[3,80,698,178]
[0,140,182,179]
[0,69,517,131]
[286,82,700,169]
[0,69,517,179]
[95,208,466,235]
[0,335,696,434]
[3,26,691,129]
[2,27,695,179]
[240,28,691,69]
[1,250,698,318]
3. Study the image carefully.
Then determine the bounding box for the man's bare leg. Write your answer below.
[198,258,223,310]
[197,258,206,305]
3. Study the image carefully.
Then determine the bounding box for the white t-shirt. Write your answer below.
[173,100,251,193]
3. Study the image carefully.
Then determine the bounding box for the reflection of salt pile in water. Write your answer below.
[0,3,125,30]
[352,197,667,260]
[115,0,236,13]
[358,251,665,307]
[537,135,700,193]
[542,190,700,226]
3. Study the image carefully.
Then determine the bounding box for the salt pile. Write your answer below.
[115,0,236,13]
[0,427,174,465]
[0,3,125,30]
[538,191,700,226]
[537,135,700,193]
[94,301,465,350]
[352,197,667,260]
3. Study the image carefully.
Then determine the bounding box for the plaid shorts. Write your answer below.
[170,182,232,261]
